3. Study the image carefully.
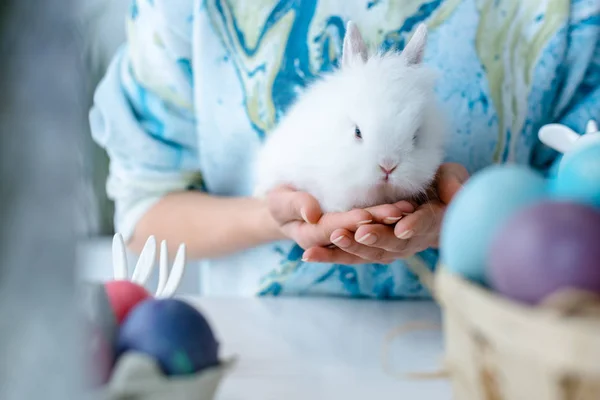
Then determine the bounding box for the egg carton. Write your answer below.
[87,352,236,400]
[83,234,236,400]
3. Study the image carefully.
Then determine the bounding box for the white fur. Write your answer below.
[253,22,446,212]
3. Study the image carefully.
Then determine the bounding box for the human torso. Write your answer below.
[157,0,586,297]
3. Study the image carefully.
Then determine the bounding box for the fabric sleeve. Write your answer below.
[531,3,600,173]
[89,0,201,241]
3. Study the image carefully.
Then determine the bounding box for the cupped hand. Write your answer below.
[266,185,415,251]
[302,163,470,264]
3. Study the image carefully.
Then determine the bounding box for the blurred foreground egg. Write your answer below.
[440,164,547,283]
[80,282,119,345]
[85,320,114,387]
[551,142,600,208]
[489,201,600,304]
[104,280,151,324]
[117,299,219,376]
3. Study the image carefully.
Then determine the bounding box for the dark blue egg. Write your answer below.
[117,299,219,376]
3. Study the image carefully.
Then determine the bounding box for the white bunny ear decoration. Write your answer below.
[155,240,186,298]
[538,119,600,155]
[586,119,598,134]
[538,123,581,154]
[112,233,129,280]
[111,233,186,298]
[131,235,157,285]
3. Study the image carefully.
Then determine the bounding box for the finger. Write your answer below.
[291,208,374,247]
[302,246,367,265]
[353,224,409,252]
[267,185,322,224]
[365,202,414,224]
[394,202,445,240]
[314,208,373,237]
[304,246,399,265]
[435,163,469,204]
[328,229,402,263]
[406,230,440,252]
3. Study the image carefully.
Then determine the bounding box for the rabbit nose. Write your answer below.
[379,163,398,175]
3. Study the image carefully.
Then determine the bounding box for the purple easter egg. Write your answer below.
[117,299,219,376]
[489,201,600,304]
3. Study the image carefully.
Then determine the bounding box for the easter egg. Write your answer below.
[117,299,219,376]
[84,320,114,387]
[546,155,562,181]
[440,164,547,283]
[79,282,119,344]
[104,280,151,324]
[489,201,600,304]
[551,142,600,208]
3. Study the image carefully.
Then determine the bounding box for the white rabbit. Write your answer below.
[253,21,446,212]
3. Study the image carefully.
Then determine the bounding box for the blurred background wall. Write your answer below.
[71,0,202,294]
[75,0,130,237]
[0,0,88,398]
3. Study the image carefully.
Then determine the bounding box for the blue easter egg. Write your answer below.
[440,164,547,283]
[551,143,600,208]
[117,299,219,376]
[546,155,562,180]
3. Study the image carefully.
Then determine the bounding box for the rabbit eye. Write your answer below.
[354,126,363,140]
[413,127,421,145]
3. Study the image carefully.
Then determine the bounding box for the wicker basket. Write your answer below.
[432,266,600,400]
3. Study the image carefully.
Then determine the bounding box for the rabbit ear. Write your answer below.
[402,24,428,66]
[342,21,368,67]
[112,233,128,280]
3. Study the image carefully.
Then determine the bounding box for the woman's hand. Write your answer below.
[266,185,415,251]
[302,163,470,264]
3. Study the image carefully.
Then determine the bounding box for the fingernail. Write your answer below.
[454,171,468,184]
[357,232,377,245]
[300,207,310,223]
[397,230,414,240]
[383,216,402,224]
[301,253,311,262]
[357,219,372,226]
[332,235,351,248]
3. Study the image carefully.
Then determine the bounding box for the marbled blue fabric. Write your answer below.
[90,0,600,298]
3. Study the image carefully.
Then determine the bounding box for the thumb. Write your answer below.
[267,185,322,224]
[436,163,469,205]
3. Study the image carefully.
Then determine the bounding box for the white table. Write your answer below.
[183,297,452,400]
[77,238,451,398]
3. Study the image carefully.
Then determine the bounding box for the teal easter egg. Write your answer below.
[551,143,600,208]
[440,164,547,283]
[546,155,562,181]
